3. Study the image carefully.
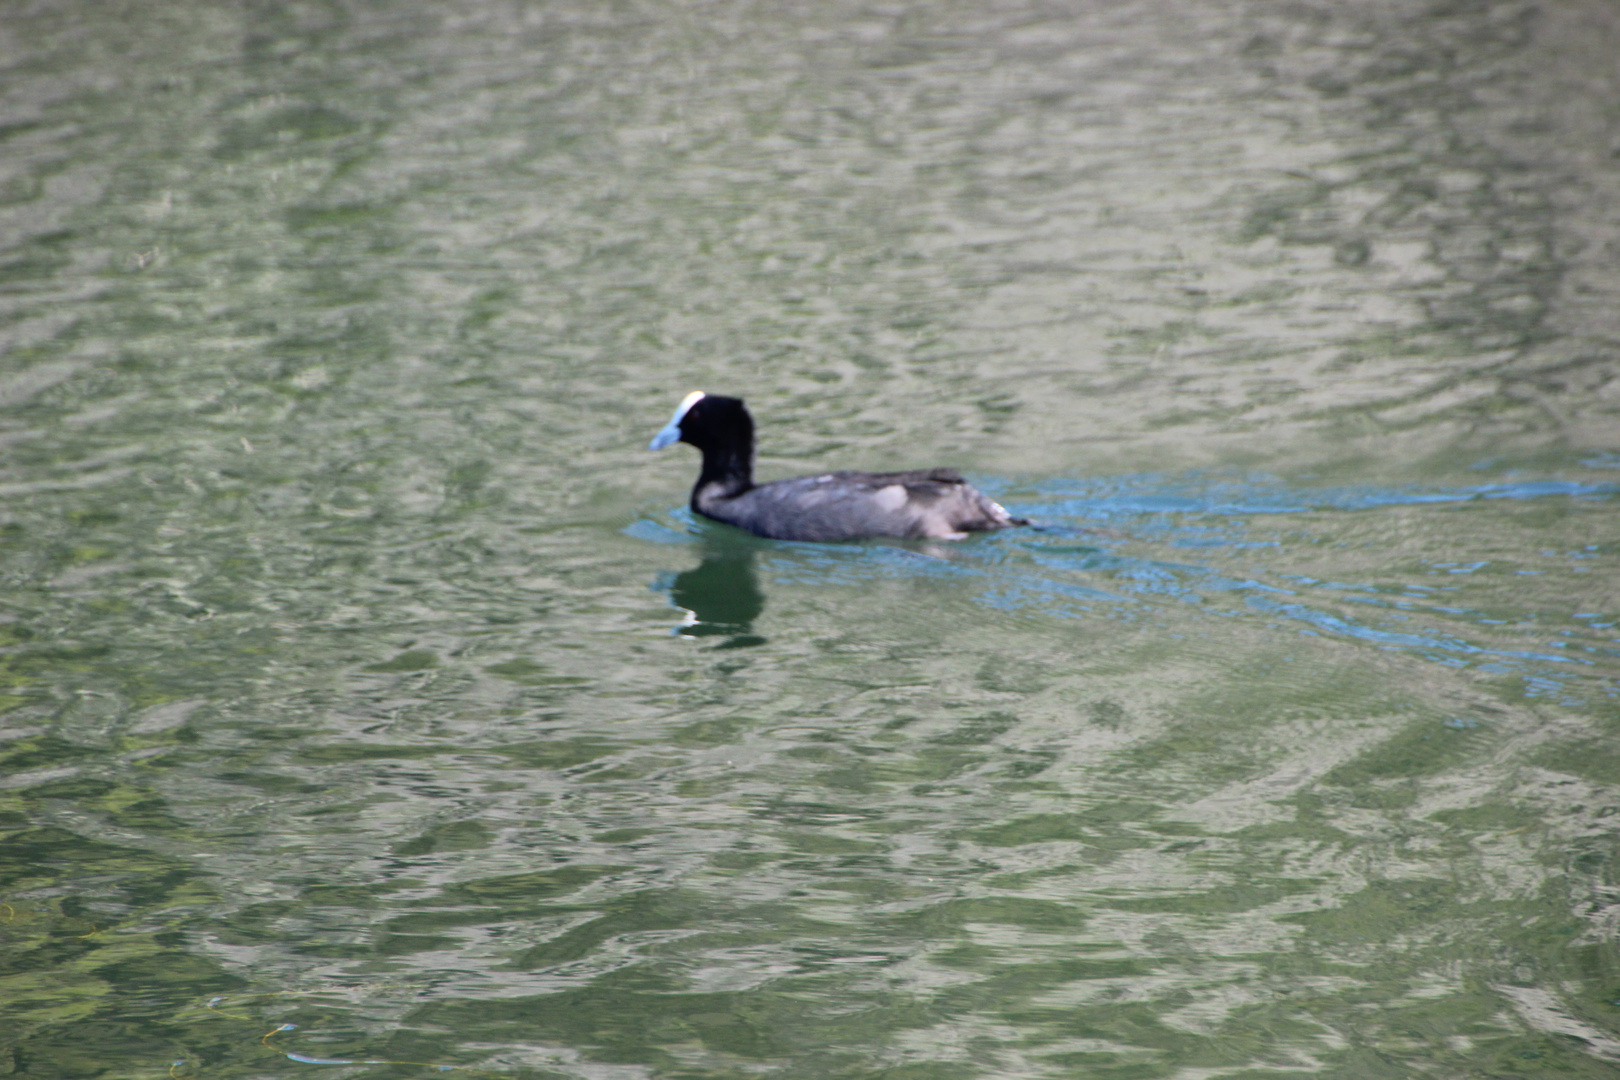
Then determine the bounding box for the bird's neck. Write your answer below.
[692,438,754,504]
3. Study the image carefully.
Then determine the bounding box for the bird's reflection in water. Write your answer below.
[664,543,766,648]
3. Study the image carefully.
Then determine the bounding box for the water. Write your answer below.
[2,0,1618,1076]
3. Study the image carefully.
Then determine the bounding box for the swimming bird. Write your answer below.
[649,391,1028,542]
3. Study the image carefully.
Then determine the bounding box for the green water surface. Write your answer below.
[2,1,1618,1078]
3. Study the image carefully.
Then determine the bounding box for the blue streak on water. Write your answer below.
[1014,474,1609,659]
[1242,594,1478,654]
[623,519,694,544]
[1027,474,1617,517]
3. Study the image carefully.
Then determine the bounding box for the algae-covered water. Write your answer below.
[2,1,1619,1077]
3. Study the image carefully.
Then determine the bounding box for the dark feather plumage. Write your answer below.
[649,393,1028,542]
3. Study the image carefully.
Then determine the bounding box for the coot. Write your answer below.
[649,391,1028,542]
